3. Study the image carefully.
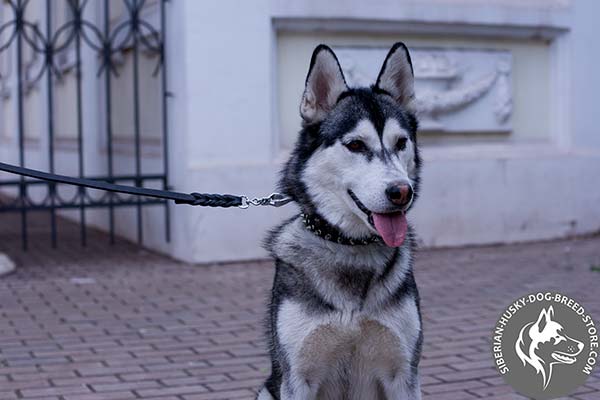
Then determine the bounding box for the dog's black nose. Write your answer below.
[386,182,413,208]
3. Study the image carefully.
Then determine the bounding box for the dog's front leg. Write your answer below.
[276,300,332,400]
[280,374,319,400]
[378,375,421,400]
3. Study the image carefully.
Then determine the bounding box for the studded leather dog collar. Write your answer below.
[300,213,381,246]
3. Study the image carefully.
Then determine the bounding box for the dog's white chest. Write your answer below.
[302,319,410,399]
[278,300,418,399]
[301,318,404,369]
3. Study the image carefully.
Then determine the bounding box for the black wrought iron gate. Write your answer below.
[0,0,170,250]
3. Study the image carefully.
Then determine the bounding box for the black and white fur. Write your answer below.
[258,43,423,400]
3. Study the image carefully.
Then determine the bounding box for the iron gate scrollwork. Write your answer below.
[0,0,170,249]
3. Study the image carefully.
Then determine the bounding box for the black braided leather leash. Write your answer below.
[0,162,292,209]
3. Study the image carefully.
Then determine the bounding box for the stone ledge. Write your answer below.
[0,253,15,277]
[272,0,572,35]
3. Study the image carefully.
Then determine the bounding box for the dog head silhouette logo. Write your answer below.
[515,306,584,390]
[492,292,597,399]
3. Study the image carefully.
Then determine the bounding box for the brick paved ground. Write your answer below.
[0,213,599,400]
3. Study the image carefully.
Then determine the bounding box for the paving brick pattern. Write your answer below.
[0,214,599,399]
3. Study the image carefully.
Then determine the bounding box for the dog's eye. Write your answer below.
[396,137,408,151]
[345,140,367,153]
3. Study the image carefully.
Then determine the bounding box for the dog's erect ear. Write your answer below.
[300,45,348,124]
[535,308,551,333]
[375,42,415,110]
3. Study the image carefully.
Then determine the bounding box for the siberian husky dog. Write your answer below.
[257,43,423,400]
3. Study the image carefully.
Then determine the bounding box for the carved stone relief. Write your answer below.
[335,47,513,133]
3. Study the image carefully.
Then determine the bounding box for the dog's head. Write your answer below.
[280,43,420,247]
[516,306,584,389]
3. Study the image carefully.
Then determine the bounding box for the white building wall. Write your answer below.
[164,0,600,263]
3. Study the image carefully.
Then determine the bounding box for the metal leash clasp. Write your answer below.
[239,193,292,209]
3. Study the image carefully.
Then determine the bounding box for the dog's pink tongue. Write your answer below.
[372,212,407,247]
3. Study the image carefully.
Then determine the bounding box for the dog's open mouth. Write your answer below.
[552,351,578,364]
[348,190,407,247]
